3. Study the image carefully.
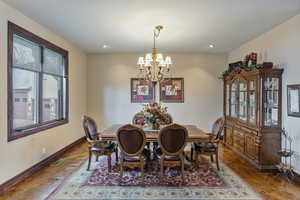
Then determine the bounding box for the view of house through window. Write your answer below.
[8,23,69,140]
[13,68,39,129]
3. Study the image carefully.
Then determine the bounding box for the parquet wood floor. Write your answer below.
[0,142,299,200]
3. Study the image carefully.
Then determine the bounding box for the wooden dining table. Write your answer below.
[101,124,211,143]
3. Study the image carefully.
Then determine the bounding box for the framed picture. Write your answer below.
[131,78,155,103]
[287,84,300,117]
[160,78,184,103]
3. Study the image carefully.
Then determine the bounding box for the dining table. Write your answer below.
[101,124,211,163]
[101,124,210,144]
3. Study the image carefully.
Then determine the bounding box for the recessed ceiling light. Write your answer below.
[102,44,111,49]
[209,44,215,48]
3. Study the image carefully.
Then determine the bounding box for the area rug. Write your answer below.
[46,154,263,200]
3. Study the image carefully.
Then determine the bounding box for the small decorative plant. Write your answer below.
[141,102,168,130]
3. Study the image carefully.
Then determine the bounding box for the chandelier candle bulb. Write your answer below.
[165,56,172,65]
[145,53,152,61]
[137,57,145,65]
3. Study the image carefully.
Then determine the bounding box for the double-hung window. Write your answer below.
[8,22,69,141]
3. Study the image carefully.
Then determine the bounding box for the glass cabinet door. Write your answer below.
[239,80,247,121]
[248,80,256,124]
[264,77,279,126]
[230,81,238,118]
[226,84,230,116]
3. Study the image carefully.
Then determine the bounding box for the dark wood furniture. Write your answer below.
[223,62,284,171]
[101,124,210,143]
[157,124,188,184]
[132,112,173,151]
[191,117,224,170]
[82,116,118,171]
[116,124,149,184]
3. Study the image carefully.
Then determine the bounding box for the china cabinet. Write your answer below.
[223,62,283,171]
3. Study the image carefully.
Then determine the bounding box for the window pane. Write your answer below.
[63,77,67,119]
[42,74,61,122]
[13,68,39,129]
[13,35,41,71]
[43,48,64,76]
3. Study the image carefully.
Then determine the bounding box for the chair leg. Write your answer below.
[119,155,124,184]
[160,157,164,181]
[87,150,92,171]
[141,162,145,185]
[115,148,119,163]
[195,151,200,167]
[107,154,112,172]
[96,154,99,162]
[190,146,194,161]
[210,154,214,162]
[215,151,220,171]
[180,154,185,184]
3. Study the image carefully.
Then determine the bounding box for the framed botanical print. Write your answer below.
[160,78,184,103]
[287,84,300,117]
[131,78,155,103]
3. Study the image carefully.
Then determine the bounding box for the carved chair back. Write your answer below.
[83,115,99,140]
[158,124,188,156]
[117,124,146,157]
[211,117,225,141]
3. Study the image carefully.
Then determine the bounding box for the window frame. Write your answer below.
[7,21,69,142]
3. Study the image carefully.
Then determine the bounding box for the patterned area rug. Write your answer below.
[46,154,262,200]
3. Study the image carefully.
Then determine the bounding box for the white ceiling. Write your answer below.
[3,0,300,53]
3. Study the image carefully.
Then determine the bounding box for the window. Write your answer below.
[8,22,69,141]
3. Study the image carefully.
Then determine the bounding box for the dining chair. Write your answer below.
[190,117,225,170]
[82,115,118,171]
[117,124,149,184]
[132,112,173,154]
[157,124,188,184]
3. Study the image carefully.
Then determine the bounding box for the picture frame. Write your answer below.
[131,78,155,103]
[287,84,300,117]
[159,78,184,103]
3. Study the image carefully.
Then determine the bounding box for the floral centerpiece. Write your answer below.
[141,102,168,130]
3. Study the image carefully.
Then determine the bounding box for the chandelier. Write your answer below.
[137,25,172,83]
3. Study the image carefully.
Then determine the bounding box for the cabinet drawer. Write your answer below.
[233,130,245,153]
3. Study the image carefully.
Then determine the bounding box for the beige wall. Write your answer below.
[87,53,227,132]
[229,14,300,173]
[0,1,87,184]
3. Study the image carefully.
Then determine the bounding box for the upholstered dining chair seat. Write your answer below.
[192,143,216,152]
[91,142,116,153]
[123,149,150,162]
[155,148,181,161]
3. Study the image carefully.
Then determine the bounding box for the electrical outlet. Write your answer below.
[42,148,46,154]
